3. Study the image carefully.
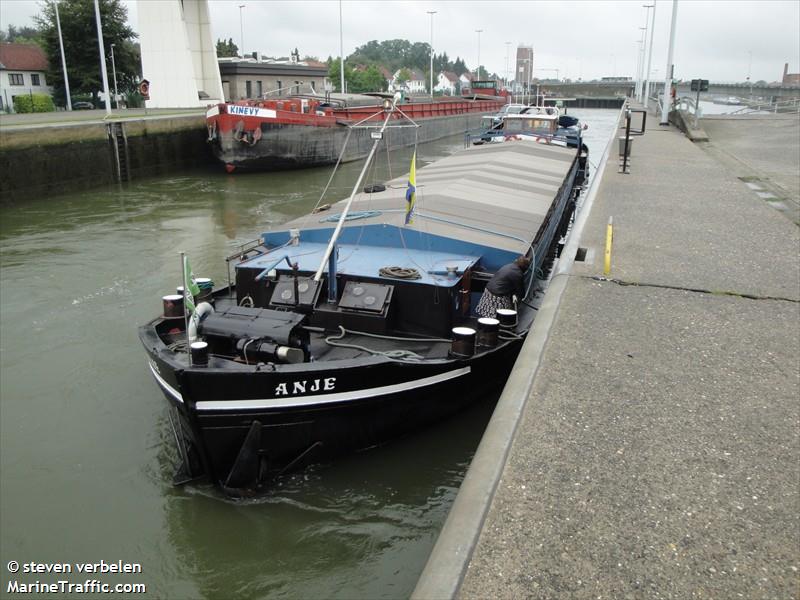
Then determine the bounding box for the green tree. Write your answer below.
[0,24,42,45]
[349,39,431,73]
[350,65,386,93]
[215,38,238,58]
[396,68,411,86]
[35,0,138,107]
[327,57,357,93]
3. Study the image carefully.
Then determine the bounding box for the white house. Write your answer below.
[390,68,426,94]
[0,43,53,112]
[434,71,459,95]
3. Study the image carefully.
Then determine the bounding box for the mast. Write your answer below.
[313,103,395,282]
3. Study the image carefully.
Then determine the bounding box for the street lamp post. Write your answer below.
[475,29,483,79]
[635,31,645,100]
[238,4,245,58]
[641,0,656,105]
[339,0,345,93]
[93,0,111,116]
[643,3,656,107]
[660,0,679,125]
[54,0,72,111]
[110,43,118,109]
[505,41,511,89]
[427,11,436,97]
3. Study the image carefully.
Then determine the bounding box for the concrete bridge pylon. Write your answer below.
[137,0,224,108]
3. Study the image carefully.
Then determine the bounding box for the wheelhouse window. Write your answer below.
[504,118,555,134]
[9,73,23,86]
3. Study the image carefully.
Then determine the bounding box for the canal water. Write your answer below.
[0,108,619,599]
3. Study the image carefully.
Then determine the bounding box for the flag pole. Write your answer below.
[180,251,192,365]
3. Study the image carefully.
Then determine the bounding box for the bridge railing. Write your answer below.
[728,97,800,115]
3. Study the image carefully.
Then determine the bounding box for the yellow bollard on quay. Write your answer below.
[603,216,613,276]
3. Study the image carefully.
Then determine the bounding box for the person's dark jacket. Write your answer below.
[486,262,525,299]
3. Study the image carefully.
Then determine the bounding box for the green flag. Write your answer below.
[183,255,201,313]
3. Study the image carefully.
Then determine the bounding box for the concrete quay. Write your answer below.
[414,114,799,599]
[0,108,210,203]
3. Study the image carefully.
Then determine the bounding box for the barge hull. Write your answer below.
[144,336,521,487]
[212,113,487,171]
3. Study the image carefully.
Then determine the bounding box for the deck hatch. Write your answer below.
[338,281,393,313]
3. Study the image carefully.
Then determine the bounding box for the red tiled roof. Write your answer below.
[441,71,458,83]
[0,43,49,71]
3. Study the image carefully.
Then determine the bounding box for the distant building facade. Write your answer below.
[434,71,459,95]
[217,58,330,100]
[782,63,800,86]
[390,68,426,94]
[0,43,53,112]
[515,45,534,93]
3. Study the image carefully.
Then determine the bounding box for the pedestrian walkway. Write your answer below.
[415,114,800,599]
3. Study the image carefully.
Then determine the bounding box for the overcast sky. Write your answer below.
[1,0,798,83]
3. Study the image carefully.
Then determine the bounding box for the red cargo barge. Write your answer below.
[206,86,509,172]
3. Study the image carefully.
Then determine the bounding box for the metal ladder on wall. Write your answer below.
[108,122,130,183]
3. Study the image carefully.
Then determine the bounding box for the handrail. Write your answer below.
[728,97,800,115]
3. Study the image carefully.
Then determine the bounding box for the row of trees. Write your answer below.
[325,39,493,93]
[346,39,482,77]
[0,24,40,44]
[2,0,140,108]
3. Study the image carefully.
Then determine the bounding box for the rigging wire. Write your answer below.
[297,127,354,232]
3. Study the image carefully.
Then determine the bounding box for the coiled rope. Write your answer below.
[378,266,421,280]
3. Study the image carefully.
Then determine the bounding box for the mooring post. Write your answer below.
[621,108,632,174]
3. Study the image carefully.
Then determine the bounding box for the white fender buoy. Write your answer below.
[188,302,215,344]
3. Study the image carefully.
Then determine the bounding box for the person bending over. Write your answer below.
[475,255,531,318]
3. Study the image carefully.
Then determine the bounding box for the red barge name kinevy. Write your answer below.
[206,84,510,172]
